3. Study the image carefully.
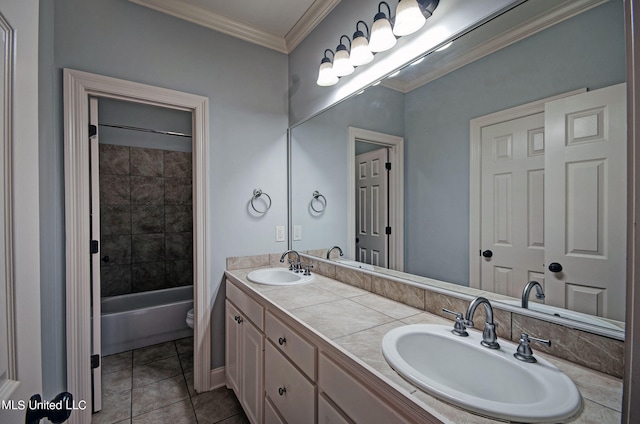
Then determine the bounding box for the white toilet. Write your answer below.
[186,308,194,329]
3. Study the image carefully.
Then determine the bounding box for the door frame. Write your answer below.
[64,69,211,423]
[468,88,585,289]
[348,127,404,271]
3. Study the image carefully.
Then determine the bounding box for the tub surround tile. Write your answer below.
[164,151,192,178]
[165,232,193,260]
[130,147,163,177]
[371,276,425,309]
[227,254,270,270]
[101,205,132,235]
[131,374,189,417]
[133,341,178,366]
[100,144,130,175]
[132,234,165,263]
[165,205,193,233]
[131,205,164,234]
[101,235,132,264]
[166,259,193,287]
[292,298,395,339]
[165,178,192,205]
[512,313,624,378]
[101,264,132,297]
[132,262,166,292]
[100,175,131,205]
[132,356,182,389]
[131,176,164,205]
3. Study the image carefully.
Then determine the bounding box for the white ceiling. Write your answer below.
[128,0,341,53]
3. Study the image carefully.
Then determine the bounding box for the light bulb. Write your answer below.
[393,0,426,36]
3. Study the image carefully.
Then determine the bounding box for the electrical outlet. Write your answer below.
[276,225,285,242]
[293,225,302,241]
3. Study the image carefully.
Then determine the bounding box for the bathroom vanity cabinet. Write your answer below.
[224,276,439,424]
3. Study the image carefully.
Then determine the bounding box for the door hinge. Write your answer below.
[89,124,97,138]
[385,162,391,171]
[385,227,392,235]
[91,354,100,369]
[90,240,99,254]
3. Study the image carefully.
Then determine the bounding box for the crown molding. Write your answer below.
[285,0,341,52]
[383,0,608,93]
[129,0,340,54]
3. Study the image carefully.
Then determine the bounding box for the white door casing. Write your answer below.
[544,83,627,321]
[64,69,211,424]
[0,1,43,422]
[348,127,404,271]
[480,113,546,299]
[89,97,102,413]
[356,148,389,267]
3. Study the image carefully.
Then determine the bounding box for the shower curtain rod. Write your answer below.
[98,123,192,138]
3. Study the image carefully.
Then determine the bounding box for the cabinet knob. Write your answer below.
[278,387,286,396]
[234,315,243,323]
[278,337,286,346]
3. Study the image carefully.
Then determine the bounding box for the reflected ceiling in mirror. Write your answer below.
[289,0,626,337]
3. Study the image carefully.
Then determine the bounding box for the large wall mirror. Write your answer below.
[289,0,626,338]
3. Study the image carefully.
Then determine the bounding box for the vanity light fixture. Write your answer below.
[350,21,374,66]
[369,2,397,53]
[436,40,453,51]
[393,0,425,36]
[333,35,355,76]
[316,49,339,86]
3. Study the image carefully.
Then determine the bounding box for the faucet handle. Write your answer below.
[303,264,314,276]
[514,333,551,363]
[442,308,469,337]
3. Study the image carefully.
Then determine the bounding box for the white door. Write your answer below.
[544,83,627,321]
[480,113,546,298]
[89,98,102,412]
[355,148,388,267]
[0,1,43,423]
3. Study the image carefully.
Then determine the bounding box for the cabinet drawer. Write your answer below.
[227,280,264,329]
[265,311,317,380]
[265,342,316,424]
[319,354,410,424]
[264,397,286,424]
[318,393,354,424]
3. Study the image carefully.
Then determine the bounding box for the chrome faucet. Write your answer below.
[326,245,344,259]
[465,296,500,349]
[521,281,545,309]
[279,250,301,272]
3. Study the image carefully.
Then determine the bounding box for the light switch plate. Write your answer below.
[276,226,285,242]
[293,225,302,241]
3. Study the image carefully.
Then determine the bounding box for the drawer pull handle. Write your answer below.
[278,387,286,396]
[234,316,243,323]
[278,337,286,346]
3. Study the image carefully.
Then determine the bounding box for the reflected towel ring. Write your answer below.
[251,188,272,214]
[311,190,327,213]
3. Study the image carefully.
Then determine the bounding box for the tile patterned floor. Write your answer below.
[94,337,249,424]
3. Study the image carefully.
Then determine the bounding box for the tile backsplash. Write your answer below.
[100,144,193,297]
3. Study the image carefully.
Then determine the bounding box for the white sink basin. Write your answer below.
[247,268,314,286]
[382,324,582,422]
[499,299,622,331]
[336,259,375,271]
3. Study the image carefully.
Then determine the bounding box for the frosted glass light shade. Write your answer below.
[316,61,338,86]
[333,48,354,76]
[369,16,396,52]
[393,0,426,36]
[350,35,374,66]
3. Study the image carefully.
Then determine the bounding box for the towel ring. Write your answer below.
[311,190,327,213]
[251,188,272,214]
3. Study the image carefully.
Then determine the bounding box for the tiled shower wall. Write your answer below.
[99,144,193,297]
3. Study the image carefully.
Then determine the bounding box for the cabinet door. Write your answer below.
[225,300,241,394]
[241,319,264,424]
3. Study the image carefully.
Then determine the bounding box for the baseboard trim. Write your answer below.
[210,366,226,390]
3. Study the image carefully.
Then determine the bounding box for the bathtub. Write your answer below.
[100,286,193,356]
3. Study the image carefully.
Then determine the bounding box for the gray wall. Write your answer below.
[404,0,626,284]
[39,0,288,397]
[291,85,404,253]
